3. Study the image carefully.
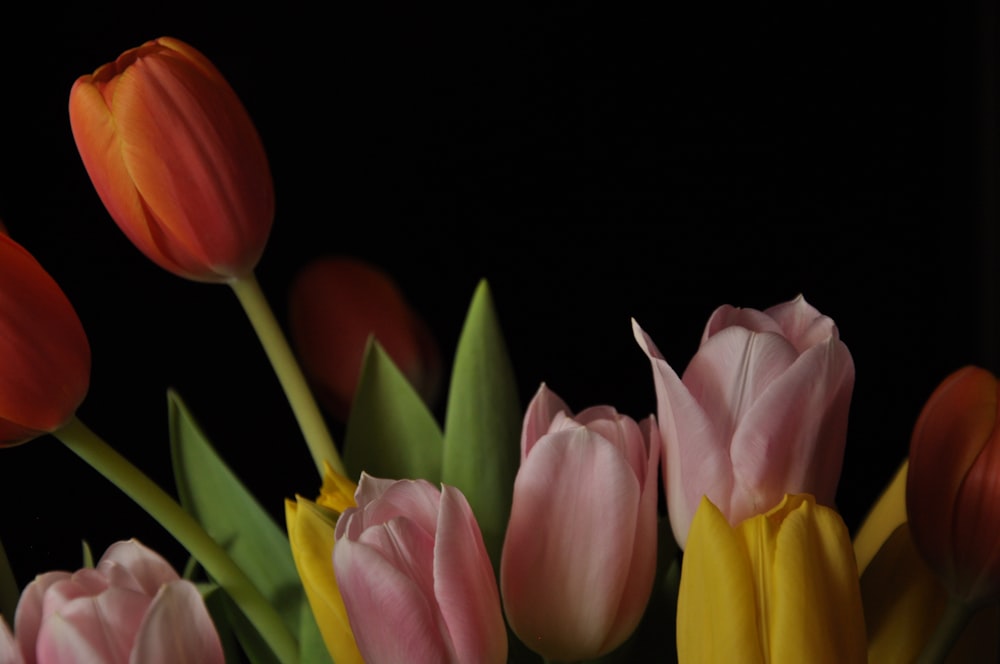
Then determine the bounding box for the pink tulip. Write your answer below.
[500,384,660,661]
[0,539,223,664]
[633,294,854,549]
[333,474,507,664]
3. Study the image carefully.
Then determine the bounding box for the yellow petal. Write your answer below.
[316,460,358,513]
[677,496,765,664]
[854,460,908,575]
[678,495,867,664]
[742,495,867,664]
[285,497,364,664]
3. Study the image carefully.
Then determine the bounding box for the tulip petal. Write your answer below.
[754,495,867,664]
[335,534,453,663]
[285,499,364,664]
[96,540,180,597]
[727,334,854,522]
[0,618,24,664]
[35,588,149,664]
[129,582,224,664]
[12,572,70,663]
[501,427,640,660]
[339,476,441,543]
[763,294,839,353]
[633,319,729,548]
[677,497,764,664]
[435,486,507,664]
[521,383,570,458]
[907,366,998,592]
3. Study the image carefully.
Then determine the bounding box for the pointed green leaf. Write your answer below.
[168,390,325,662]
[343,338,444,482]
[442,280,521,567]
[0,537,18,623]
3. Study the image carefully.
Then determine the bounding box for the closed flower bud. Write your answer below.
[907,365,1000,606]
[0,233,90,445]
[69,37,274,283]
[288,256,442,421]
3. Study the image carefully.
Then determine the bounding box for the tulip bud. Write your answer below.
[500,384,660,661]
[288,256,442,421]
[0,540,223,664]
[678,494,867,663]
[334,474,508,664]
[0,233,90,446]
[634,294,855,548]
[69,37,274,283]
[907,365,1000,606]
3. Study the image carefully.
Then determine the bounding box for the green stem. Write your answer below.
[916,596,974,664]
[229,273,345,478]
[54,418,299,664]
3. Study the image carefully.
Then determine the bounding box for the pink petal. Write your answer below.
[434,485,507,664]
[334,536,453,663]
[501,427,640,660]
[97,540,180,597]
[0,617,25,664]
[728,335,854,522]
[702,304,784,344]
[36,588,150,664]
[337,475,441,541]
[633,319,728,548]
[129,582,224,664]
[357,518,438,605]
[39,570,109,622]
[574,407,649,484]
[521,384,570,459]
[13,572,71,664]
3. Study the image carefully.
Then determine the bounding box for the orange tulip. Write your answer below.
[907,365,1000,606]
[69,37,273,283]
[0,234,90,445]
[288,256,442,421]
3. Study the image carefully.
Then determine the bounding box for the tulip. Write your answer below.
[285,462,363,664]
[907,365,1000,607]
[0,539,223,664]
[500,384,660,661]
[334,473,507,664]
[677,494,867,663]
[69,36,273,283]
[0,233,90,446]
[633,294,855,548]
[288,256,442,421]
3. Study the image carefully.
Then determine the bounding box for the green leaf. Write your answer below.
[343,338,444,483]
[442,280,521,568]
[168,390,324,663]
[0,536,18,623]
[200,583,253,664]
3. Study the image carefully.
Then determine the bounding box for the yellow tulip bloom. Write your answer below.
[677,494,866,663]
[285,463,363,664]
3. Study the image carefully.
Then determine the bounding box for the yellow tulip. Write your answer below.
[677,494,866,663]
[285,464,363,664]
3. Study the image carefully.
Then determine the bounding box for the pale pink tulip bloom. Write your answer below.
[501,384,660,661]
[633,294,855,549]
[0,539,223,664]
[334,474,507,664]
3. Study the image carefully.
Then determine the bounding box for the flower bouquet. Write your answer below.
[0,35,998,664]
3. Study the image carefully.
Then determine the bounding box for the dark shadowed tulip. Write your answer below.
[69,37,273,283]
[288,256,442,421]
[0,234,90,445]
[907,365,1000,606]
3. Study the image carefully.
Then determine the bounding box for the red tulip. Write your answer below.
[907,365,1000,606]
[0,234,90,446]
[69,37,273,283]
[288,256,442,420]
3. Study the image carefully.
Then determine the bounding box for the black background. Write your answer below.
[0,3,997,592]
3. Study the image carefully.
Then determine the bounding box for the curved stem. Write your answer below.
[54,418,299,664]
[229,273,345,477]
[916,596,974,664]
